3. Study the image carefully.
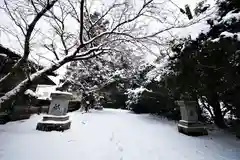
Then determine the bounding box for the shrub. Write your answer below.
[126,87,181,120]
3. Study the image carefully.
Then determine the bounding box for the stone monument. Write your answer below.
[236,121,240,139]
[36,91,72,131]
[176,100,208,136]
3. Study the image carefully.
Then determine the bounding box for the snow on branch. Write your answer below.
[0,0,200,107]
[24,89,38,98]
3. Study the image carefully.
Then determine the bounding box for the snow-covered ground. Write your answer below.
[0,109,239,160]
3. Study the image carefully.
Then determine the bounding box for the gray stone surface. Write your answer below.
[236,125,240,139]
[36,91,72,132]
[178,120,208,136]
[176,100,208,136]
[36,120,71,132]
[48,92,72,116]
[176,101,198,122]
[42,115,69,121]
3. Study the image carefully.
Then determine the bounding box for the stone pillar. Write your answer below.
[36,91,72,132]
[236,120,240,139]
[176,100,208,136]
[48,92,72,116]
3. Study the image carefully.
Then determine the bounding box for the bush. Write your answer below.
[126,87,181,120]
[0,112,10,124]
[100,93,127,109]
[36,99,51,106]
[68,100,81,112]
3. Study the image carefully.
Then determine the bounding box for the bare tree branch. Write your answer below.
[79,0,84,45]
[0,0,58,85]
[4,0,26,36]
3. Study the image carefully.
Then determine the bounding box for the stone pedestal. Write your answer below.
[36,91,72,132]
[176,101,208,136]
[236,122,240,139]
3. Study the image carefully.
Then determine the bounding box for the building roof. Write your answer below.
[0,44,56,85]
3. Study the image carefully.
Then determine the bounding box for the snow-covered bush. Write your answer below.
[125,86,151,109]
[160,0,240,128]
[125,86,180,120]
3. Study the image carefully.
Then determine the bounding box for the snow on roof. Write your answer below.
[47,76,60,85]
[35,85,57,100]
[24,89,37,97]
[51,90,73,96]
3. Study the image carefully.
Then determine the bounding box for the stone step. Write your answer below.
[36,120,71,132]
[42,115,69,121]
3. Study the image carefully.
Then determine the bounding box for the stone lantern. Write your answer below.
[176,100,208,136]
[36,91,72,131]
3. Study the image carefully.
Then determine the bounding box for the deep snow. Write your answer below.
[0,109,239,160]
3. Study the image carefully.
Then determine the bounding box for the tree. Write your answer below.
[61,10,142,93]
[0,0,192,109]
[194,0,210,16]
[161,0,240,128]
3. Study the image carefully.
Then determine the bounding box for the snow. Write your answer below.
[211,37,220,42]
[24,89,37,98]
[0,109,239,160]
[35,85,57,100]
[146,62,167,82]
[171,0,219,40]
[126,86,151,95]
[51,91,73,96]
[125,87,152,106]
[0,53,7,58]
[47,76,60,85]
[43,114,69,118]
[39,119,71,124]
[0,65,53,103]
[220,31,240,41]
[221,10,240,24]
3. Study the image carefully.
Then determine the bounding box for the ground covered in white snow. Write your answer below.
[0,109,240,160]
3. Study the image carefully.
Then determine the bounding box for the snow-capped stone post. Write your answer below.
[36,91,73,132]
[176,100,208,136]
[48,92,72,116]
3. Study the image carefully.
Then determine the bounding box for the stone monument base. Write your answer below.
[178,120,208,136]
[236,125,240,139]
[36,114,71,132]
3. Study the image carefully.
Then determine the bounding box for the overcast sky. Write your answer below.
[0,0,205,78]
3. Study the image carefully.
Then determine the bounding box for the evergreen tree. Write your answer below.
[162,0,240,128]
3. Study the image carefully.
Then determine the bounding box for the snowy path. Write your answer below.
[0,109,240,160]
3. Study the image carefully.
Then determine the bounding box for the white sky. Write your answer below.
[173,0,201,11]
[0,0,209,77]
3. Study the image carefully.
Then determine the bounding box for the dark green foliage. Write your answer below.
[99,78,128,109]
[36,99,51,107]
[126,80,181,120]
[129,63,155,88]
[68,100,81,112]
[160,0,240,128]
[217,0,240,17]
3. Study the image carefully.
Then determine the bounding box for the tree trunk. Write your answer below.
[0,60,27,93]
[0,58,66,108]
[0,76,36,110]
[208,94,227,128]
